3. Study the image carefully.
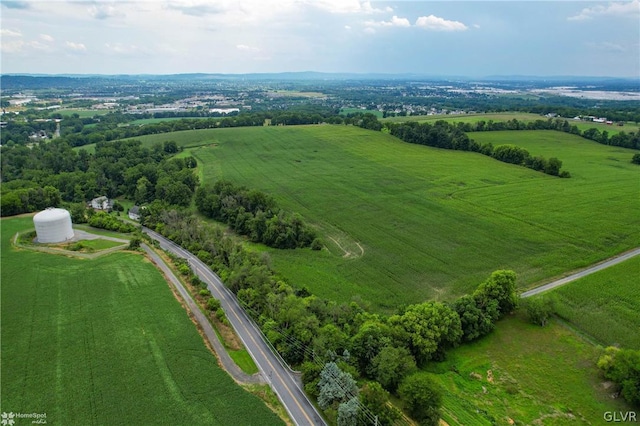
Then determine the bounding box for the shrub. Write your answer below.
[128,237,142,250]
[206,297,221,311]
[311,238,323,251]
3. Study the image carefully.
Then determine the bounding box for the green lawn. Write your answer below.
[551,256,640,350]
[0,217,283,425]
[64,238,125,251]
[427,313,634,425]
[119,125,639,312]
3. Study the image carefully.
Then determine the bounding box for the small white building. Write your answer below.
[90,196,113,211]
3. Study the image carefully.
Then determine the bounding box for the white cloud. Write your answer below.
[586,41,626,52]
[40,34,54,42]
[26,40,49,50]
[1,39,24,53]
[105,43,140,54]
[88,3,125,20]
[365,15,411,29]
[308,0,391,14]
[1,28,22,37]
[166,0,231,17]
[237,44,259,52]
[415,15,468,32]
[568,0,640,21]
[1,38,49,53]
[65,41,87,52]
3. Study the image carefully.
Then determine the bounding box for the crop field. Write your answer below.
[340,107,383,118]
[123,125,639,310]
[551,256,640,350]
[427,313,634,425]
[0,217,283,425]
[383,113,640,135]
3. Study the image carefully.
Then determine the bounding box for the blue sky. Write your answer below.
[1,0,638,77]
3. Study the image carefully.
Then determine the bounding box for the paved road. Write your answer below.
[521,247,640,298]
[141,243,264,385]
[143,228,326,426]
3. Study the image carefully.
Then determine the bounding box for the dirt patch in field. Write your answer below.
[328,235,365,259]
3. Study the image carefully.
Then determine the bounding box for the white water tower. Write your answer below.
[33,208,74,243]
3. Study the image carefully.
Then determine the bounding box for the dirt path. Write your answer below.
[328,236,364,259]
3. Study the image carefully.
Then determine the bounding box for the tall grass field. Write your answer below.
[0,217,283,425]
[122,125,639,311]
[427,313,635,425]
[551,256,640,350]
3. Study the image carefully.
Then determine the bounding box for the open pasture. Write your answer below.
[551,256,640,350]
[0,216,282,425]
[56,108,110,118]
[123,125,638,310]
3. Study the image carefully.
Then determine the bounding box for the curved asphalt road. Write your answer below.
[141,243,264,385]
[521,247,640,298]
[143,228,326,426]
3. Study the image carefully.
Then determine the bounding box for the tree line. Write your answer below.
[195,181,319,249]
[454,117,639,150]
[385,119,571,177]
[1,108,347,148]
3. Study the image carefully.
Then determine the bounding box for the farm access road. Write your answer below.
[143,228,326,426]
[521,247,640,298]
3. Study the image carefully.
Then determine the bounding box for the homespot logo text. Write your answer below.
[1,412,47,425]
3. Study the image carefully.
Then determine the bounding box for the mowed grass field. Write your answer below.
[551,256,640,350]
[0,217,283,426]
[121,125,639,311]
[427,313,634,425]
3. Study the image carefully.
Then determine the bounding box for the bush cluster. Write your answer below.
[88,211,136,233]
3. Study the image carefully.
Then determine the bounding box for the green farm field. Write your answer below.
[383,112,640,136]
[551,256,640,350]
[427,313,634,425]
[56,108,111,118]
[0,216,283,425]
[122,125,639,311]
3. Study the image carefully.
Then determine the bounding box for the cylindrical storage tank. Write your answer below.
[33,208,74,243]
